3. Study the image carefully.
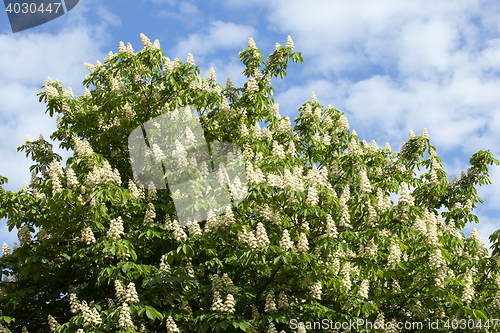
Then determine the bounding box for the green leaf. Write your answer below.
[145,306,157,320]
[130,248,137,261]
[19,268,30,280]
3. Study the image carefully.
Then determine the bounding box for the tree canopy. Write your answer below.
[1,33,500,333]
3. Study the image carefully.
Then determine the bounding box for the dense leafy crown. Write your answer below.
[1,33,500,333]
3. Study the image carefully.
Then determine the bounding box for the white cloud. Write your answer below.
[155,1,202,27]
[96,4,122,27]
[0,30,109,187]
[169,20,256,61]
[0,0,121,248]
[150,0,176,4]
[178,2,199,15]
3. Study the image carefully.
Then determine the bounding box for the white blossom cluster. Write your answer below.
[297,232,309,253]
[166,316,180,332]
[274,290,289,310]
[491,276,500,309]
[203,209,223,233]
[179,300,194,322]
[172,139,189,169]
[283,167,304,192]
[254,203,281,224]
[398,182,414,206]
[357,280,370,299]
[300,102,313,117]
[107,216,124,239]
[251,121,262,140]
[220,273,237,294]
[379,229,390,237]
[66,166,79,188]
[118,303,134,328]
[305,186,319,206]
[143,202,156,227]
[280,230,294,252]
[240,122,250,138]
[43,79,60,100]
[426,210,439,246]
[186,53,195,66]
[109,76,127,94]
[163,57,181,73]
[387,238,401,265]
[146,181,157,201]
[49,160,64,193]
[246,78,259,93]
[359,168,372,193]
[47,315,60,332]
[348,137,363,155]
[1,243,10,255]
[469,228,486,253]
[413,216,427,234]
[186,220,203,237]
[21,181,31,195]
[276,117,293,135]
[158,254,171,276]
[362,238,378,258]
[171,219,187,241]
[256,222,271,247]
[271,140,286,159]
[123,102,135,120]
[340,262,352,291]
[238,222,271,249]
[306,164,329,188]
[267,171,284,188]
[324,214,338,238]
[227,175,247,201]
[151,143,166,161]
[338,187,351,227]
[464,199,473,211]
[210,274,237,314]
[115,280,140,304]
[18,225,32,245]
[71,296,102,327]
[461,268,476,304]
[85,160,122,187]
[73,137,94,158]
[429,249,444,269]
[265,290,277,312]
[309,280,322,300]
[80,227,96,245]
[140,33,160,50]
[128,179,145,199]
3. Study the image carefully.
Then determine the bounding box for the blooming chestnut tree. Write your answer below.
[1,33,500,333]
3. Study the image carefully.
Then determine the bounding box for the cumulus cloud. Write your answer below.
[156,1,202,27]
[169,20,256,60]
[150,0,176,4]
[0,0,118,247]
[244,0,500,149]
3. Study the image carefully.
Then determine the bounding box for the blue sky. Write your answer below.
[1,0,500,253]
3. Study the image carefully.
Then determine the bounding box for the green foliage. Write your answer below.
[0,34,500,333]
